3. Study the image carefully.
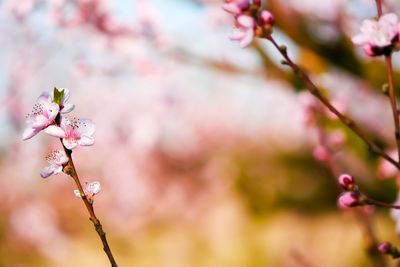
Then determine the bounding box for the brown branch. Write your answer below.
[265,35,400,169]
[61,142,118,267]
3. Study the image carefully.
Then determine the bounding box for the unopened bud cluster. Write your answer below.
[337,174,366,209]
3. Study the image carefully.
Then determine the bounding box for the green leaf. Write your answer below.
[53,87,64,106]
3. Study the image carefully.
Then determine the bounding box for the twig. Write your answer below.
[265,35,400,169]
[61,141,118,267]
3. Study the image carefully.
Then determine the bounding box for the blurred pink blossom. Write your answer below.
[352,13,400,56]
[74,181,101,199]
[229,15,256,48]
[337,191,362,209]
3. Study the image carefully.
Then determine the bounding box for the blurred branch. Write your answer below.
[265,35,399,169]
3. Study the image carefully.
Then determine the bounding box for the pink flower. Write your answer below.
[338,173,354,190]
[53,88,74,113]
[22,92,60,140]
[352,13,400,56]
[229,15,255,48]
[54,117,96,150]
[337,191,363,209]
[40,150,69,178]
[74,181,101,200]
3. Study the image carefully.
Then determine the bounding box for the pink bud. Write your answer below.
[259,10,274,30]
[338,173,355,190]
[337,191,362,209]
[378,242,392,254]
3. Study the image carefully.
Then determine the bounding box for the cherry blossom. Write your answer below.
[352,13,400,56]
[22,92,60,140]
[58,117,96,150]
[229,15,256,48]
[74,181,101,199]
[40,150,69,178]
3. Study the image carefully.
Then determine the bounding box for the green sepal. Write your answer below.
[53,87,65,106]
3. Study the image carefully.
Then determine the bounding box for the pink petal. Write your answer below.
[229,30,246,41]
[44,125,65,138]
[222,3,241,15]
[239,28,254,48]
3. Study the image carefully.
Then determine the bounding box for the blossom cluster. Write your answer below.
[352,13,400,57]
[222,0,274,47]
[23,88,100,198]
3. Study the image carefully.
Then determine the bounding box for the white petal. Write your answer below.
[61,103,75,113]
[22,127,40,140]
[46,102,60,120]
[31,115,49,128]
[352,34,368,45]
[381,13,398,25]
[88,181,101,195]
[61,88,70,103]
[73,189,82,198]
[37,91,52,103]
[44,125,65,138]
[63,138,78,150]
[40,165,56,178]
[78,135,95,146]
[229,30,246,41]
[237,15,254,28]
[76,119,96,136]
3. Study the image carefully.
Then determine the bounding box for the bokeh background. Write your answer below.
[2,0,400,266]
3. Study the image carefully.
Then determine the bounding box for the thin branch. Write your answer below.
[61,142,118,267]
[384,55,400,163]
[265,35,400,169]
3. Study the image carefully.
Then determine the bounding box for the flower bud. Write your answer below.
[337,191,364,209]
[259,10,274,33]
[378,242,400,258]
[338,173,355,191]
[378,242,392,254]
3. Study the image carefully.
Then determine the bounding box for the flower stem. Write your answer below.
[384,55,400,163]
[366,198,400,209]
[265,35,400,169]
[61,142,118,267]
